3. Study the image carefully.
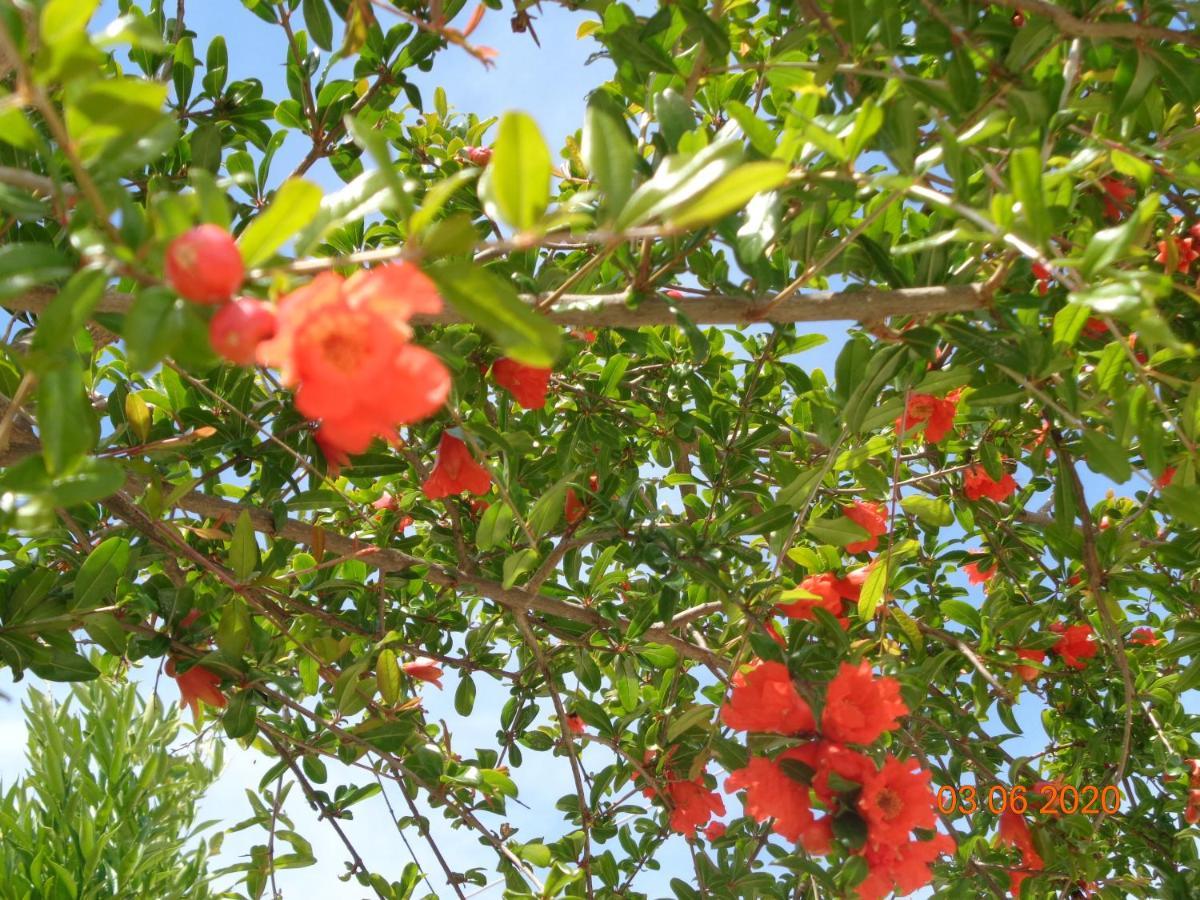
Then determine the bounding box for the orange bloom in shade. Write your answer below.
[963,464,1018,502]
[843,501,888,554]
[422,433,492,499]
[791,740,876,805]
[565,713,586,735]
[565,488,587,525]
[1128,627,1161,647]
[858,756,937,845]
[895,391,960,444]
[703,821,726,841]
[1050,622,1099,670]
[777,573,845,621]
[963,554,997,585]
[659,774,725,834]
[166,659,227,720]
[1081,317,1110,340]
[856,832,955,900]
[1156,235,1199,273]
[724,751,826,848]
[998,808,1044,898]
[720,660,815,735]
[1156,466,1177,489]
[822,662,908,745]
[402,657,443,689]
[257,265,450,456]
[1014,647,1045,682]
[491,358,552,409]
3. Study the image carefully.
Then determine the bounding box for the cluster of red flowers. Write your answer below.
[717,661,951,899]
[636,751,727,835]
[1014,622,1099,681]
[963,464,1018,503]
[895,391,960,444]
[776,568,868,626]
[843,500,888,553]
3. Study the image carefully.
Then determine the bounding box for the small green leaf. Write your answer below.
[302,0,334,51]
[454,674,476,715]
[429,261,561,367]
[217,599,251,658]
[668,160,789,229]
[1009,146,1047,246]
[377,649,401,705]
[38,356,95,474]
[479,111,550,230]
[73,537,131,611]
[30,649,100,682]
[857,563,887,620]
[0,244,73,299]
[900,495,954,528]
[124,287,187,371]
[476,501,515,551]
[228,510,259,580]
[502,548,539,588]
[237,178,323,267]
[223,691,257,739]
[807,517,870,548]
[583,98,636,220]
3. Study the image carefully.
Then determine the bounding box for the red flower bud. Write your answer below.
[208,297,276,365]
[166,225,245,304]
[462,146,493,166]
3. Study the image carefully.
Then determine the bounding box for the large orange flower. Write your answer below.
[1050,622,1098,670]
[492,358,552,410]
[724,751,827,849]
[858,755,937,845]
[856,832,955,900]
[895,391,960,444]
[664,775,726,834]
[422,432,493,499]
[166,658,227,720]
[843,501,888,554]
[822,661,908,745]
[963,464,1018,503]
[720,660,815,735]
[258,264,450,456]
[777,573,845,621]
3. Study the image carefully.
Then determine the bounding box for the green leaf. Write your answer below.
[1080,194,1159,277]
[38,356,95,474]
[31,650,100,682]
[502,548,539,588]
[725,100,776,156]
[302,0,334,51]
[1009,146,1047,246]
[65,78,168,161]
[668,161,789,229]
[900,495,953,528]
[455,674,476,716]
[377,649,401,705]
[345,115,412,218]
[223,692,257,739]
[428,261,561,367]
[528,480,569,536]
[807,517,870,547]
[1080,431,1132,484]
[615,656,639,712]
[73,537,131,611]
[124,287,187,371]
[939,599,981,633]
[1051,302,1092,348]
[410,168,479,235]
[217,599,252,658]
[30,269,105,357]
[476,501,515,551]
[237,179,323,267]
[0,244,73,299]
[479,111,550,230]
[583,98,636,220]
[665,704,713,741]
[228,510,259,580]
[857,563,887,620]
[616,137,743,229]
[40,0,101,44]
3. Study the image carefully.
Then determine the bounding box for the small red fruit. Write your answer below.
[166,224,245,304]
[208,297,276,365]
[462,146,493,166]
[1011,11,1025,27]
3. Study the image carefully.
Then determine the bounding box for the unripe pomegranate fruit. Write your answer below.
[166,225,245,304]
[208,297,276,365]
[462,146,492,166]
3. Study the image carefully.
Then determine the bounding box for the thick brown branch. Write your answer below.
[8,282,987,327]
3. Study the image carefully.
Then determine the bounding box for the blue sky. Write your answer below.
[0,2,1163,897]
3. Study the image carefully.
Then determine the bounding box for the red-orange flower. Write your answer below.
[998,808,1044,898]
[492,358,552,410]
[963,553,997,585]
[724,751,826,848]
[703,821,726,841]
[565,488,587,525]
[822,662,908,745]
[258,265,450,455]
[1098,177,1135,222]
[655,773,725,834]
[402,657,444,689]
[1014,647,1045,682]
[1156,235,1199,273]
[843,501,888,554]
[1050,622,1098,670]
[314,427,352,473]
[792,740,876,804]
[777,573,845,621]
[565,713,586,735]
[1128,627,1161,647]
[963,464,1018,502]
[720,660,815,735]
[895,390,960,444]
[1081,317,1110,340]
[856,832,955,900]
[422,432,492,499]
[166,658,227,720]
[858,756,937,845]
[1156,466,1177,489]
